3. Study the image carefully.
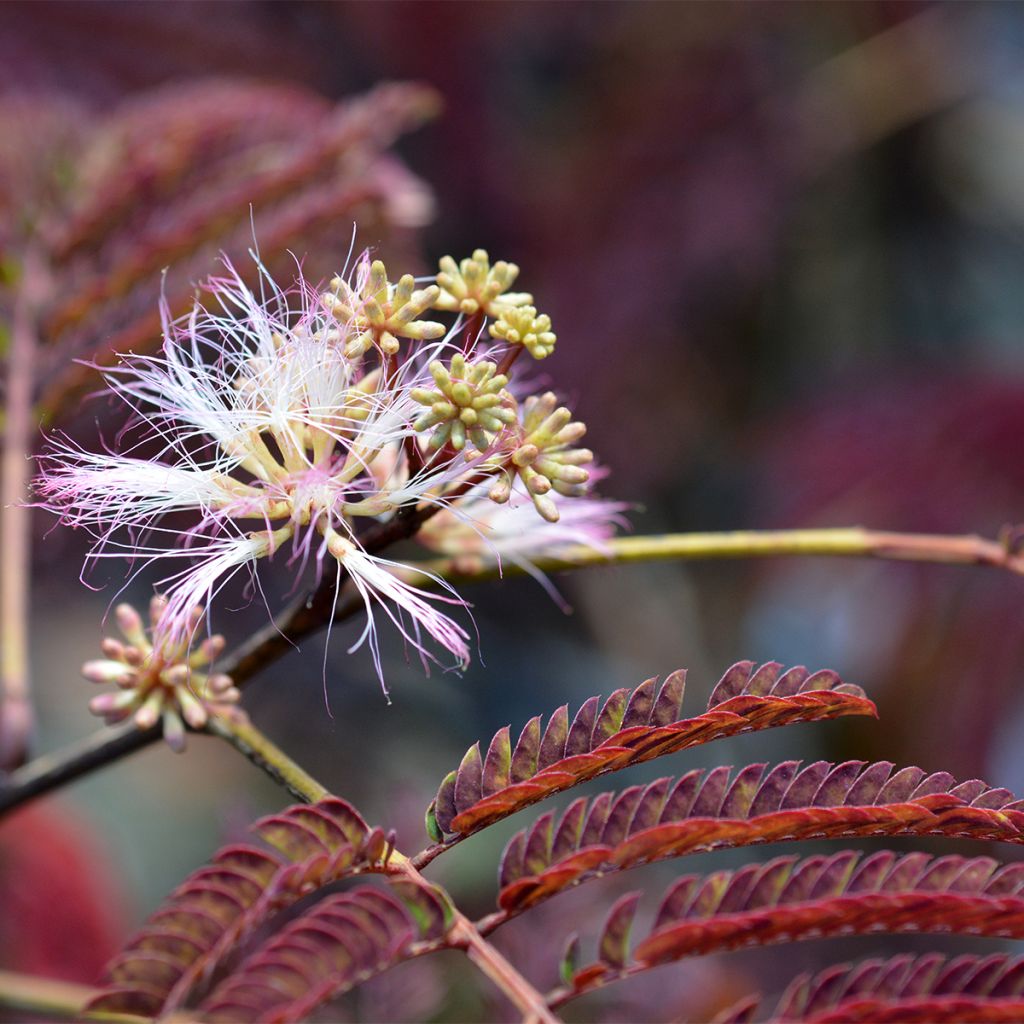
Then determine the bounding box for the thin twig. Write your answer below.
[0,250,47,770]
[3,525,1022,817]
[388,850,560,1024]
[0,718,154,814]
[0,507,429,815]
[205,711,329,803]
[0,968,147,1023]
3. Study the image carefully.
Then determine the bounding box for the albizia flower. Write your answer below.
[38,248,621,690]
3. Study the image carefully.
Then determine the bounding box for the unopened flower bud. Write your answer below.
[412,354,516,453]
[434,250,533,318]
[489,306,556,359]
[80,600,239,752]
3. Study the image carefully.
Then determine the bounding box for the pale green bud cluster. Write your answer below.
[411,354,517,452]
[490,392,592,522]
[435,249,533,318]
[82,598,242,752]
[324,259,445,357]
[489,304,556,359]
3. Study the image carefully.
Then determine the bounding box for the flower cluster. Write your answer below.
[83,599,241,751]
[39,246,623,694]
[411,353,516,452]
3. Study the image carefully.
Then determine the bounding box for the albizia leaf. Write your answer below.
[32,79,439,421]
[555,850,1024,1005]
[552,847,1024,1007]
[85,798,385,1017]
[199,883,445,1024]
[497,761,1024,911]
[759,951,1024,1023]
[428,662,874,839]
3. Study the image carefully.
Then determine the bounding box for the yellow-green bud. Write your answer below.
[324,259,445,359]
[489,305,556,359]
[434,249,533,318]
[492,392,593,521]
[411,353,517,452]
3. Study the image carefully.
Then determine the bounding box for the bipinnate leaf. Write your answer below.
[762,952,1024,1023]
[497,761,1024,911]
[558,849,1024,1000]
[199,883,444,1023]
[428,663,874,839]
[85,798,386,1017]
[30,79,440,421]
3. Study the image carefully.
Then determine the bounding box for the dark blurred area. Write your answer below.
[5,1,1024,1019]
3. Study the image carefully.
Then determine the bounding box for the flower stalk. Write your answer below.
[3,525,1021,819]
[403,527,1024,582]
[204,711,329,804]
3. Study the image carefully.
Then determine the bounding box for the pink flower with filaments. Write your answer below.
[39,257,474,687]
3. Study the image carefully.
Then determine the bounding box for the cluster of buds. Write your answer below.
[488,393,592,522]
[82,599,241,752]
[323,259,445,357]
[411,354,516,452]
[40,241,624,700]
[434,249,532,318]
[489,305,556,360]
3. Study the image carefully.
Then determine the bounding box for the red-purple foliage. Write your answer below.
[428,661,872,839]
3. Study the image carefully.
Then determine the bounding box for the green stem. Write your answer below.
[205,713,329,804]
[405,528,1024,583]
[0,969,145,1023]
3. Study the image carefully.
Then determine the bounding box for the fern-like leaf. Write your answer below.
[556,851,1024,1004]
[497,761,1024,911]
[198,882,448,1024]
[427,662,873,840]
[85,798,387,1017]
[758,951,1024,1023]
[27,79,439,421]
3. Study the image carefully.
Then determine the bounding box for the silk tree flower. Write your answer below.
[39,246,624,695]
[38,256,476,687]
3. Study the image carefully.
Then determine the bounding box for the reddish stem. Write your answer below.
[495,344,523,378]
[461,310,484,354]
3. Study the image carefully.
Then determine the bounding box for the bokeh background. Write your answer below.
[4,2,1024,1020]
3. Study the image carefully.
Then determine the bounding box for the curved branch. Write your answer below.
[406,528,1024,584]
[0,506,432,816]
[0,968,143,1023]
[3,524,1021,817]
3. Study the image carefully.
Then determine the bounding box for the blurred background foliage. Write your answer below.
[4,1,1024,1019]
